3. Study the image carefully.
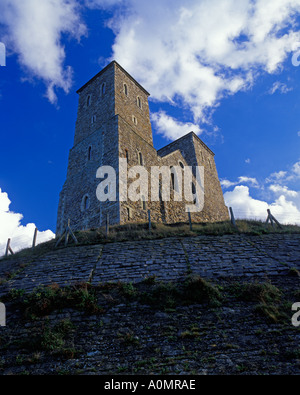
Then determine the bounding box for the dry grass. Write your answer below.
[1,219,299,260]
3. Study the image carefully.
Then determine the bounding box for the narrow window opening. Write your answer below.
[125,149,129,162]
[87,95,91,107]
[88,146,92,161]
[192,183,197,205]
[138,152,143,165]
[127,207,131,220]
[170,167,178,191]
[84,196,89,210]
[124,83,128,96]
[82,195,90,211]
[101,83,106,96]
[141,196,146,211]
[171,172,175,190]
[137,96,142,108]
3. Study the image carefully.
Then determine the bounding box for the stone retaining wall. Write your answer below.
[0,234,299,295]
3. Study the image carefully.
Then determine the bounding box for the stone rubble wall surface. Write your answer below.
[0,234,299,295]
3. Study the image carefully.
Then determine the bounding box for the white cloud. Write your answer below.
[85,0,122,8]
[268,81,293,94]
[151,111,202,140]
[223,160,300,225]
[221,175,259,189]
[221,179,238,189]
[266,170,288,183]
[297,131,300,137]
[291,161,300,177]
[269,184,298,197]
[238,176,259,187]
[92,0,300,129]
[0,188,55,257]
[0,0,87,103]
[224,185,300,225]
[245,158,251,164]
[2,0,300,116]
[266,160,300,183]
[224,186,269,220]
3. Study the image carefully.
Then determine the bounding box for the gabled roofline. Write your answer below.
[158,131,215,157]
[76,60,151,96]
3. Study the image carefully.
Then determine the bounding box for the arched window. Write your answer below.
[192,183,197,205]
[124,83,128,96]
[132,115,137,125]
[81,194,90,211]
[101,82,106,96]
[84,196,89,210]
[170,167,181,194]
[87,95,91,107]
[88,146,92,161]
[170,167,178,191]
[171,171,175,190]
[138,152,143,165]
[179,161,184,169]
[137,96,142,108]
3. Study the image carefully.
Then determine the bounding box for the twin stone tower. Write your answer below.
[56,61,229,235]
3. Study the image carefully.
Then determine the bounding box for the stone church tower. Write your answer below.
[56,61,229,235]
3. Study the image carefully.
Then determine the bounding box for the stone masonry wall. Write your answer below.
[74,63,115,146]
[192,134,229,222]
[57,61,229,235]
[1,234,299,295]
[115,63,153,146]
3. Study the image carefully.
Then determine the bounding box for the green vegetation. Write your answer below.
[226,281,289,323]
[182,275,223,306]
[227,281,282,303]
[1,275,299,374]
[7,282,103,318]
[117,275,223,309]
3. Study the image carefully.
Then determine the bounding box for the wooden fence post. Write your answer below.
[229,207,237,228]
[188,209,192,231]
[148,210,152,232]
[106,213,110,237]
[266,209,282,229]
[55,219,78,248]
[32,228,38,249]
[5,239,14,257]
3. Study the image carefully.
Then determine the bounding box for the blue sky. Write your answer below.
[1,0,300,253]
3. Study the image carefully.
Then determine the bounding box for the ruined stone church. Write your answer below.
[56,61,229,235]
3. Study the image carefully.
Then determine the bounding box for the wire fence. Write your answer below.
[1,228,38,258]
[1,207,300,258]
[228,209,300,225]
